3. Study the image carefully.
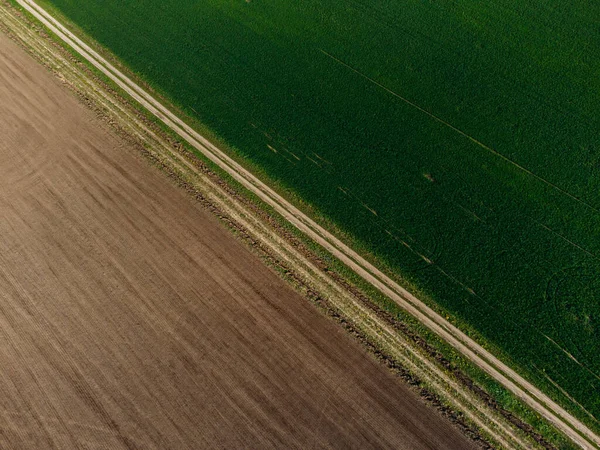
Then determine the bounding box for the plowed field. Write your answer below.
[0,31,474,449]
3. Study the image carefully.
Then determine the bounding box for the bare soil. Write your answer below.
[0,31,475,449]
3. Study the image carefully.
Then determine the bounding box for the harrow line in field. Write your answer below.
[15,1,600,448]
[536,366,600,423]
[536,221,599,261]
[540,333,600,383]
[319,48,600,217]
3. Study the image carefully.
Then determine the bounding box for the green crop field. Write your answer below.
[38,0,600,423]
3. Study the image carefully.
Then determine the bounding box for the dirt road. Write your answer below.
[0,29,477,449]
[11,0,598,448]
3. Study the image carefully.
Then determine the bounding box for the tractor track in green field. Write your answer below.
[13,0,600,448]
[319,48,600,219]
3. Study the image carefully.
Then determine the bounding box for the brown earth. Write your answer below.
[8,2,600,449]
[0,30,475,449]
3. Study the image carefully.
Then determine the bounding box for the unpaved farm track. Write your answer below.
[0,27,479,449]
[10,0,598,448]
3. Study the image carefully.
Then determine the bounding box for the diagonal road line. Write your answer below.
[13,1,600,447]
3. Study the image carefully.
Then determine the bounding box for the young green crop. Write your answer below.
[40,0,600,425]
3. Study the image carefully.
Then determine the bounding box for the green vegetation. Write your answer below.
[40,0,600,426]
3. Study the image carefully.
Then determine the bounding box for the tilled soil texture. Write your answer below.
[0,32,475,449]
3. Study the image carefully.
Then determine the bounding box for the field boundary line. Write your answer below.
[0,6,538,444]
[15,1,599,448]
